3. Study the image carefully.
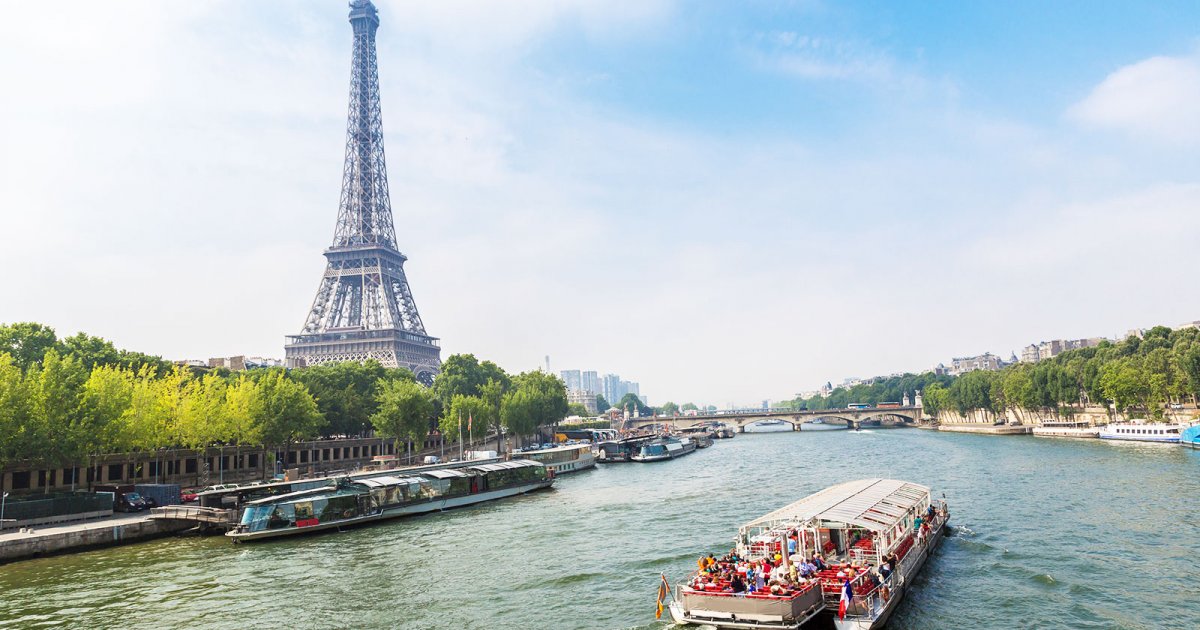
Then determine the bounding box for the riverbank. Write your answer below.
[935,423,1033,435]
[0,513,191,565]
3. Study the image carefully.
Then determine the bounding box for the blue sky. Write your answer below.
[2,1,1200,405]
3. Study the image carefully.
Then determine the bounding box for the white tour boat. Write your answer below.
[1098,421,1184,443]
[667,478,948,630]
[1032,420,1099,439]
[514,443,596,474]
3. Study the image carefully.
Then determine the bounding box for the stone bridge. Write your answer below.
[626,406,924,432]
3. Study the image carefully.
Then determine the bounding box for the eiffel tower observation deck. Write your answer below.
[285,0,441,384]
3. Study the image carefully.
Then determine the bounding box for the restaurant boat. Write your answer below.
[667,478,948,630]
[631,435,697,462]
[227,460,552,542]
[1098,421,1184,443]
[1032,419,1100,439]
[514,443,596,474]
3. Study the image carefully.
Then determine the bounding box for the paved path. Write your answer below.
[0,512,152,544]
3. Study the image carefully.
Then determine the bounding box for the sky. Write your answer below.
[2,1,1200,407]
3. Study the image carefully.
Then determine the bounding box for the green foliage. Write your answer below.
[291,361,402,438]
[658,401,680,416]
[617,392,651,416]
[0,323,61,371]
[433,354,510,404]
[501,371,569,442]
[372,379,436,450]
[255,369,324,447]
[567,403,591,417]
[680,402,699,412]
[439,394,492,442]
[595,394,610,411]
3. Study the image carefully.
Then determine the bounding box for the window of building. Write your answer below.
[249,453,259,468]
[11,471,30,489]
[108,464,123,481]
[323,448,331,461]
[185,458,197,474]
[128,463,139,480]
[300,451,309,464]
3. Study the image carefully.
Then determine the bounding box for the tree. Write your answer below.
[433,354,509,403]
[617,392,651,416]
[25,350,88,473]
[680,403,698,412]
[659,401,680,417]
[0,322,60,371]
[372,379,436,463]
[61,333,121,371]
[257,369,323,453]
[921,382,950,419]
[440,394,491,445]
[513,371,569,427]
[479,378,507,452]
[595,394,610,412]
[0,354,34,490]
[501,387,538,447]
[292,361,392,438]
[566,403,590,417]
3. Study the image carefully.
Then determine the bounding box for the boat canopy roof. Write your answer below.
[743,479,930,533]
[354,475,426,488]
[472,460,542,472]
[424,468,471,479]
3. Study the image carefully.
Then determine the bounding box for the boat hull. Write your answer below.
[227,480,553,542]
[669,584,824,629]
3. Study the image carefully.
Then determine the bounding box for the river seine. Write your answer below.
[1,428,1198,629]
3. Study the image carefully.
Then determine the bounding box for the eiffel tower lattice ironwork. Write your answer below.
[285,0,440,384]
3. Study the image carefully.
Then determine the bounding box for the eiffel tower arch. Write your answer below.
[285,0,441,385]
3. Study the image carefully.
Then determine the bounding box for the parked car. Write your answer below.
[94,484,150,512]
[181,491,199,503]
[422,455,441,465]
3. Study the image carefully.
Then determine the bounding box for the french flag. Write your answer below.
[838,578,853,619]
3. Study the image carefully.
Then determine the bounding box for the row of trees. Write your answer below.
[0,323,570,480]
[779,325,1200,422]
[921,326,1200,420]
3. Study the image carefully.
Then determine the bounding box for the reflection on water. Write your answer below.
[1,430,1198,629]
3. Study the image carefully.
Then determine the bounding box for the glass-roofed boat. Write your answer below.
[227,460,553,542]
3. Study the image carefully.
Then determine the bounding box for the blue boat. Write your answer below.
[1181,423,1200,449]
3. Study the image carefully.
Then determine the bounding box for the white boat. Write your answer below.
[1032,420,1099,439]
[744,419,793,433]
[1098,421,1184,443]
[667,478,948,630]
[514,443,596,475]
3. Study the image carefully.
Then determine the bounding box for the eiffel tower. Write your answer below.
[285,0,441,384]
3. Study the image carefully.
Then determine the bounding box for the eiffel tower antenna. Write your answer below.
[285,0,441,384]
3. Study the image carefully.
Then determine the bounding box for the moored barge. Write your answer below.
[226,460,552,542]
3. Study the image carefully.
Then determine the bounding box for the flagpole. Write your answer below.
[458,412,464,462]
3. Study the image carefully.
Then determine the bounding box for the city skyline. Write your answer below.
[3,2,1200,404]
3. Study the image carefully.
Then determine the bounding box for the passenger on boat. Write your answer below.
[730,573,746,593]
[814,554,828,571]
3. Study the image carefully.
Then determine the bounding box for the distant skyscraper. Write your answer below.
[582,371,599,394]
[560,369,582,391]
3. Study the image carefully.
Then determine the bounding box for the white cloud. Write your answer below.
[1069,53,1200,145]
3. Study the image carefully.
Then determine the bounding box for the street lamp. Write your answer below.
[1,491,9,533]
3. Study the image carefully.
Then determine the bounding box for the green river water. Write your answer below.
[1,428,1198,629]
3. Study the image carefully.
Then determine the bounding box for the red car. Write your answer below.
[181,491,199,503]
